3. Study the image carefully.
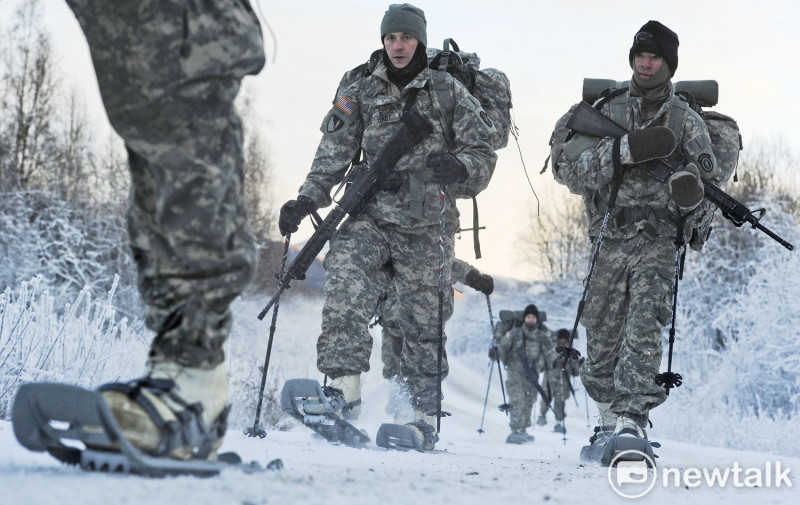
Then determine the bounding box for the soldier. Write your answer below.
[496,304,555,444]
[278,3,496,450]
[379,258,494,381]
[64,0,265,460]
[551,21,726,452]
[379,258,493,422]
[537,329,580,434]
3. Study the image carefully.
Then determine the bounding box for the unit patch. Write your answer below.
[698,153,714,172]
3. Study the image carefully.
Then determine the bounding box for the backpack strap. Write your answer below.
[667,96,689,152]
[428,38,483,259]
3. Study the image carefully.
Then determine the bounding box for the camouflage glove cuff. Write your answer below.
[623,126,676,164]
[464,269,494,295]
[278,195,316,236]
[668,163,705,212]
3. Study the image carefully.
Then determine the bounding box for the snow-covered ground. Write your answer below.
[2,353,798,505]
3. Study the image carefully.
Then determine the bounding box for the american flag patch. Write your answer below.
[335,96,356,116]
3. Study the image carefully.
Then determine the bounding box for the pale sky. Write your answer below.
[5,0,799,280]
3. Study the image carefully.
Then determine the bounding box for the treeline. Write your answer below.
[0,1,281,310]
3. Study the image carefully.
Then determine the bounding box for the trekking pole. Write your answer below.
[432,186,451,432]
[584,388,591,429]
[477,356,494,435]
[557,158,626,367]
[244,235,291,438]
[485,295,511,414]
[655,215,685,395]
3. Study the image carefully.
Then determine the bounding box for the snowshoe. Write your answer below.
[376,419,438,452]
[505,430,531,444]
[579,425,615,462]
[12,382,263,477]
[600,435,658,467]
[599,418,659,467]
[281,378,370,448]
[376,423,423,452]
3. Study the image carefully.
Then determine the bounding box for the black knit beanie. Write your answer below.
[629,20,679,77]
[523,304,539,319]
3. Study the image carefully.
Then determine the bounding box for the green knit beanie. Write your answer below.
[380,3,427,47]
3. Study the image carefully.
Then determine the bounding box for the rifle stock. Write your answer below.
[258,109,435,320]
[565,102,794,251]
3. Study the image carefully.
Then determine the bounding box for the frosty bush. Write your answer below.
[0,275,149,419]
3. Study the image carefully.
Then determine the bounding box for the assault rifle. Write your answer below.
[257,108,434,320]
[566,101,794,251]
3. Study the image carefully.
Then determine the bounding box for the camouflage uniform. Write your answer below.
[552,86,725,427]
[302,61,496,413]
[540,350,580,422]
[378,257,481,380]
[66,0,265,367]
[496,324,555,432]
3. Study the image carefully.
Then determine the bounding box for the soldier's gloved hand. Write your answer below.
[427,152,468,184]
[668,163,705,212]
[488,346,498,361]
[278,195,316,236]
[465,268,494,295]
[623,126,676,163]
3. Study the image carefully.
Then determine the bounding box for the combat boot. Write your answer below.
[404,412,439,451]
[328,374,362,420]
[99,358,229,460]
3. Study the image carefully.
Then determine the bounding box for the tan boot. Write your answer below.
[615,415,645,438]
[329,374,361,420]
[100,359,229,460]
[404,411,439,451]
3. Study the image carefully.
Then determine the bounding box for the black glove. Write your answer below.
[624,126,676,163]
[488,347,498,361]
[426,152,468,185]
[668,163,705,211]
[278,195,316,236]
[464,269,494,295]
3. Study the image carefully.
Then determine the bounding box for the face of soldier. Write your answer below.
[523,314,537,329]
[633,52,664,81]
[383,32,419,69]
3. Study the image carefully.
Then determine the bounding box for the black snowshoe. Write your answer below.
[579,425,615,462]
[600,426,660,467]
[376,420,438,452]
[281,378,370,448]
[12,382,264,477]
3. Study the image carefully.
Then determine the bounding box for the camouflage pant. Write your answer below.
[67,0,264,367]
[317,216,454,413]
[381,326,403,380]
[504,368,541,431]
[580,234,673,426]
[539,370,571,421]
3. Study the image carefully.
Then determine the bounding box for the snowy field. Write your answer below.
[1,243,798,505]
[1,352,798,505]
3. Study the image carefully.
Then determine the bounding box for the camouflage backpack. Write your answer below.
[549,78,742,184]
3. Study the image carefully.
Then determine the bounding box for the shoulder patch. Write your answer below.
[325,112,346,133]
[698,153,714,172]
[335,96,357,116]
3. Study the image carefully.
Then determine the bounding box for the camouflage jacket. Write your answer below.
[497,324,555,378]
[298,62,497,229]
[553,86,725,242]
